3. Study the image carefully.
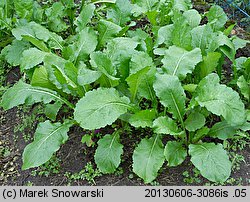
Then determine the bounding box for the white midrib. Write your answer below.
[172,53,186,76]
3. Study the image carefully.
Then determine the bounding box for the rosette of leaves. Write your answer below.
[0,0,249,184]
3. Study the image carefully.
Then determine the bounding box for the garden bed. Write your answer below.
[0,0,250,186]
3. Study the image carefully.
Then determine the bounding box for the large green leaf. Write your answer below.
[206,5,228,31]
[164,141,187,167]
[97,19,122,48]
[208,121,237,140]
[153,73,186,122]
[63,27,97,64]
[183,9,201,28]
[129,109,156,128]
[155,24,174,47]
[21,48,48,71]
[153,116,182,136]
[132,135,165,183]
[189,143,231,182]
[22,120,73,170]
[0,80,72,110]
[194,73,246,126]
[75,3,95,32]
[1,40,30,66]
[107,0,132,26]
[12,22,64,50]
[74,88,130,130]
[94,132,123,173]
[161,46,202,80]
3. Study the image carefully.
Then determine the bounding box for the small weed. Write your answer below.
[64,162,102,185]
[31,155,61,177]
[182,168,201,184]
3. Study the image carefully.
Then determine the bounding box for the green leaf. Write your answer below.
[44,101,62,121]
[172,0,192,11]
[237,76,249,100]
[129,51,154,75]
[164,141,187,167]
[97,19,122,48]
[189,143,231,182]
[206,5,228,31]
[14,0,33,20]
[1,40,30,66]
[22,120,73,170]
[81,134,94,147]
[63,27,97,64]
[132,67,155,102]
[153,116,182,136]
[77,63,102,86]
[94,132,123,173]
[153,73,186,122]
[129,109,156,128]
[0,80,71,110]
[194,73,246,126]
[44,54,79,95]
[161,46,202,80]
[195,52,221,80]
[183,9,201,28]
[208,121,237,140]
[155,24,174,47]
[75,3,95,32]
[184,111,205,132]
[107,0,132,26]
[132,135,165,183]
[133,0,158,12]
[45,2,68,32]
[126,66,150,102]
[191,24,216,55]
[21,48,48,71]
[90,51,118,81]
[232,36,250,51]
[12,22,64,50]
[31,66,55,90]
[192,127,210,143]
[171,10,192,50]
[74,88,130,130]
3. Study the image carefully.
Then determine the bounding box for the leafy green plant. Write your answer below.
[0,0,249,184]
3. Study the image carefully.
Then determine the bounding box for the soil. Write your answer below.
[0,1,250,186]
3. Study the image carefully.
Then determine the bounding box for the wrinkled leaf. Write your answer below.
[164,141,187,166]
[95,132,123,173]
[189,143,231,182]
[133,135,165,183]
